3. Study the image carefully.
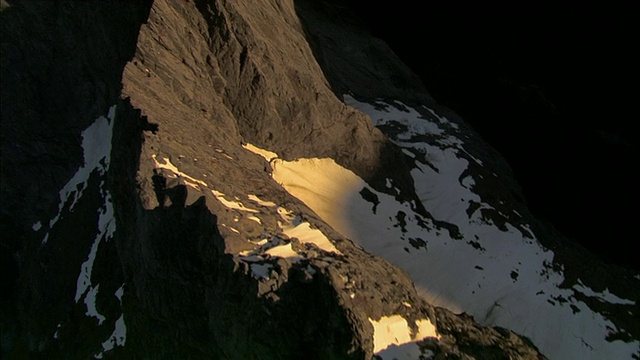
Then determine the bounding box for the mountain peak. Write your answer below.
[1,1,636,358]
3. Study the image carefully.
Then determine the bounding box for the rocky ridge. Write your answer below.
[1,0,636,359]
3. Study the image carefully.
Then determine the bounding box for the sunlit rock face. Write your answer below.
[1,1,636,359]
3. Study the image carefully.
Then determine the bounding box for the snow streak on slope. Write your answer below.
[152,155,208,190]
[33,106,128,355]
[96,285,126,359]
[235,200,341,270]
[243,94,639,359]
[36,106,117,246]
[72,106,117,329]
[151,153,341,278]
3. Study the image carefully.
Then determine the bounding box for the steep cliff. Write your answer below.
[1,1,637,359]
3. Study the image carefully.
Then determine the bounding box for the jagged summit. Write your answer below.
[1,1,637,359]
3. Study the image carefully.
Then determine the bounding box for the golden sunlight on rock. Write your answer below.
[369,315,439,355]
[270,157,364,241]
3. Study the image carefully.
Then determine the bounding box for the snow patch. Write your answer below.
[460,175,475,189]
[265,243,303,261]
[250,263,273,280]
[53,323,62,339]
[385,178,392,188]
[243,143,278,161]
[277,206,340,255]
[211,189,259,213]
[41,105,116,244]
[247,215,262,224]
[574,280,635,305]
[369,315,439,358]
[260,142,638,358]
[75,192,116,303]
[238,204,340,264]
[152,155,207,190]
[343,96,639,360]
[424,106,459,130]
[67,107,118,334]
[242,125,638,358]
[42,106,127,357]
[115,285,124,302]
[100,314,126,355]
[84,285,106,325]
[247,194,277,207]
[269,156,364,242]
[252,238,269,246]
[345,95,444,137]
[402,149,415,158]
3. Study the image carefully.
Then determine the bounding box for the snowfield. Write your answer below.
[242,95,639,359]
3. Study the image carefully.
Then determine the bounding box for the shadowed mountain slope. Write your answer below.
[1,1,636,359]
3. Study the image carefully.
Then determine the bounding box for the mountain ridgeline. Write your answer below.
[1,1,637,359]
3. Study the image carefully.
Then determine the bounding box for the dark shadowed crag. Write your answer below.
[1,1,637,359]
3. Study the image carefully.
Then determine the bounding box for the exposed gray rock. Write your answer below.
[5,1,633,359]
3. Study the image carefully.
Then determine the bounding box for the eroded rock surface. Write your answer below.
[2,0,635,359]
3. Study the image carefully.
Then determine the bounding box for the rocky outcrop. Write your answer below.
[1,0,635,359]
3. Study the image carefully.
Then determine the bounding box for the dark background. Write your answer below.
[346,3,638,270]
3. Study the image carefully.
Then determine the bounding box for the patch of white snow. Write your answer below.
[247,194,277,207]
[211,189,259,213]
[84,285,106,325]
[115,285,124,302]
[574,280,635,305]
[247,215,262,224]
[250,263,273,280]
[151,155,207,190]
[265,243,304,261]
[41,105,116,244]
[101,314,126,353]
[75,192,116,302]
[243,143,278,161]
[369,315,439,358]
